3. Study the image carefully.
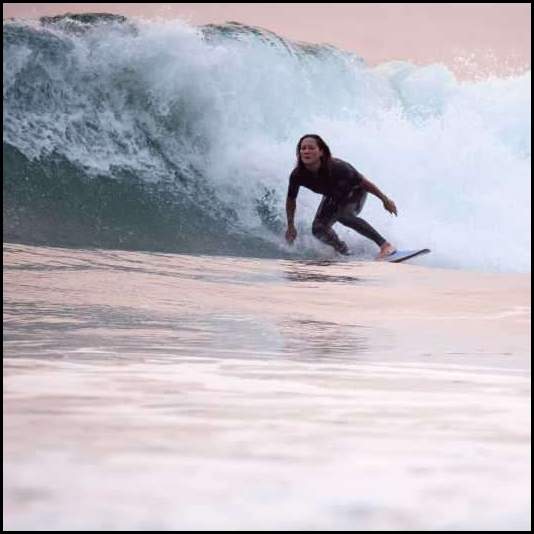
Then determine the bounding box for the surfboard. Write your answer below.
[380,248,431,263]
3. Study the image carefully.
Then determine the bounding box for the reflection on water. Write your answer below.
[3,243,531,530]
[284,259,368,285]
[3,244,378,363]
[4,298,370,362]
[284,270,364,284]
[282,319,369,358]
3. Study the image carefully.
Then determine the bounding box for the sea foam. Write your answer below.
[3,16,531,272]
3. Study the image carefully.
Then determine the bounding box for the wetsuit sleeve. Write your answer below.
[287,169,301,200]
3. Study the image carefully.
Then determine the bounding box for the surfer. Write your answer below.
[285,134,397,259]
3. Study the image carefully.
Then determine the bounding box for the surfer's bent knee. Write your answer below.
[312,220,328,238]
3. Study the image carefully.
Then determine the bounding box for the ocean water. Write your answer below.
[3,14,531,271]
[3,14,532,531]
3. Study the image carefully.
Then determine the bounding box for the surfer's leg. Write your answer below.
[312,197,349,254]
[339,212,395,258]
[338,190,387,247]
[338,213,387,247]
[338,188,396,259]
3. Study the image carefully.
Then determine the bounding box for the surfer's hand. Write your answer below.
[383,198,398,216]
[285,225,297,244]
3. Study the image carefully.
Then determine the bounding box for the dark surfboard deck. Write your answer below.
[380,248,431,263]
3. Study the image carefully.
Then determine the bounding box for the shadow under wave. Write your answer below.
[3,143,288,259]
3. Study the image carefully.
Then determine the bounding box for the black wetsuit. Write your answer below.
[287,158,386,253]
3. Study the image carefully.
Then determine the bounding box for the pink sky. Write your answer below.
[3,3,531,78]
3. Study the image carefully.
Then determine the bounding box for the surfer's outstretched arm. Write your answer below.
[360,177,398,216]
[285,197,297,243]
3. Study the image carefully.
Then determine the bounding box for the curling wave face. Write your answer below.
[3,14,531,271]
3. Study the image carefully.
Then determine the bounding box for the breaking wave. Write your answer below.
[3,14,531,270]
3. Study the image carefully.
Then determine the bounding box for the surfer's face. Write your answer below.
[300,138,323,167]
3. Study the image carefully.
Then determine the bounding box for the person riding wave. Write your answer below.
[285,134,397,260]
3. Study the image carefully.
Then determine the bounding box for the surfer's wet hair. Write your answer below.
[296,134,332,172]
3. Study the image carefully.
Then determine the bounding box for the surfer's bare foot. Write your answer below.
[376,242,396,260]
